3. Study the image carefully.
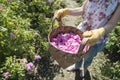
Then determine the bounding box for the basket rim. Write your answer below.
[48,26,88,55]
[48,25,83,41]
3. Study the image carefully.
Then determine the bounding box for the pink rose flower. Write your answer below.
[48,0,53,3]
[26,62,34,71]
[10,33,15,39]
[3,72,10,79]
[82,44,90,54]
[34,55,41,61]
[21,58,27,63]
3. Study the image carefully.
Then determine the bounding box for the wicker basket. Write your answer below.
[48,19,88,69]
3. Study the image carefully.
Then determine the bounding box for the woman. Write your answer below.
[53,0,120,77]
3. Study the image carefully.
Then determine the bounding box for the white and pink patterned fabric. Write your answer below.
[77,0,119,43]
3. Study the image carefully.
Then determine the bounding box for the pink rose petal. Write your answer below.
[50,32,89,54]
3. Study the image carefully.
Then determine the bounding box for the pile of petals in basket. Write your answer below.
[50,32,89,54]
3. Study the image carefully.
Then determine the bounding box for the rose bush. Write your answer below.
[0,0,65,79]
[103,24,120,80]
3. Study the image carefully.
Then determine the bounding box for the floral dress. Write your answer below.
[77,0,119,43]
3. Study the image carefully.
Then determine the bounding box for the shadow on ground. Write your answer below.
[25,57,62,80]
[75,69,92,80]
[24,56,93,80]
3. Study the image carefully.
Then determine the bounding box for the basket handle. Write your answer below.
[78,38,89,54]
[52,18,62,29]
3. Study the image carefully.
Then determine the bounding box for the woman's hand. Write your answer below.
[82,28,105,46]
[53,8,70,19]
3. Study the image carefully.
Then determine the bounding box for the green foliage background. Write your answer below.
[0,0,65,79]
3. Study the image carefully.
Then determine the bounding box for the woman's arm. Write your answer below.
[104,3,120,34]
[53,0,88,19]
[68,0,88,16]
